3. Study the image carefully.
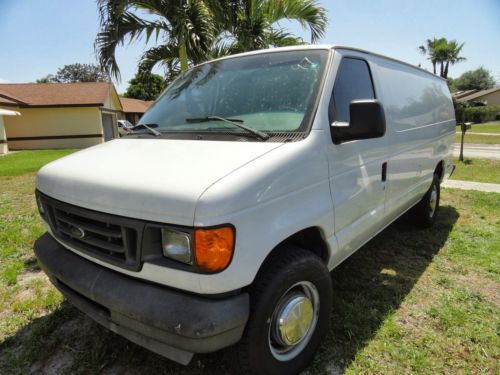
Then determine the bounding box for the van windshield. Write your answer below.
[137,50,329,140]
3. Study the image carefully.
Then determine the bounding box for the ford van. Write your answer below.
[34,45,455,374]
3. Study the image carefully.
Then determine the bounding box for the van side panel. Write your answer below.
[373,60,455,222]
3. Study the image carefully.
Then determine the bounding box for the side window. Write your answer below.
[332,58,375,122]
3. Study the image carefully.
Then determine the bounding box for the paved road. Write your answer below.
[453,143,500,160]
[442,179,500,193]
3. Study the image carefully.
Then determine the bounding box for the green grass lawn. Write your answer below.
[454,121,500,143]
[454,132,500,144]
[450,157,500,184]
[469,121,500,134]
[0,151,499,374]
[0,149,76,177]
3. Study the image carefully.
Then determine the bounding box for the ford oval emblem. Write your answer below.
[70,226,85,239]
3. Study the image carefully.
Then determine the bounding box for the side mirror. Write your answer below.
[331,100,386,144]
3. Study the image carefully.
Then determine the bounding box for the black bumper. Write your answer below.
[34,233,249,365]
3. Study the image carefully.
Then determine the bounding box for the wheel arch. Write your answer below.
[435,160,444,182]
[250,227,330,286]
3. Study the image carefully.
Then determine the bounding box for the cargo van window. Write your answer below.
[332,58,375,122]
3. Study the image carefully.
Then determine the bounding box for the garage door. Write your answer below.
[101,113,115,141]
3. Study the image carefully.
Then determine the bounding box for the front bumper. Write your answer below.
[34,233,249,365]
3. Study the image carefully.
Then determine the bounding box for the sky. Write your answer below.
[0,0,499,93]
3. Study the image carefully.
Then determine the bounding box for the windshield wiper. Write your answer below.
[185,116,269,140]
[132,123,161,137]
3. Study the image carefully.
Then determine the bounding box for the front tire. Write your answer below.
[410,173,440,228]
[228,246,332,375]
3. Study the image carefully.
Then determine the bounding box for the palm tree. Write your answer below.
[419,38,465,78]
[95,0,215,80]
[95,0,328,81]
[442,40,466,79]
[418,38,446,75]
[206,0,327,52]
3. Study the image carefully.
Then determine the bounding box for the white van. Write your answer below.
[34,45,455,374]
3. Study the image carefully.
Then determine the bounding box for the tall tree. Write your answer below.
[36,63,109,83]
[419,38,465,78]
[95,0,328,82]
[442,40,466,78]
[123,72,165,100]
[419,38,444,75]
[95,0,216,80]
[206,0,327,52]
[453,67,496,91]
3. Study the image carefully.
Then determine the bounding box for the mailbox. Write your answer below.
[461,122,473,132]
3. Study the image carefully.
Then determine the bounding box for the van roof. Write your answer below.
[197,44,446,82]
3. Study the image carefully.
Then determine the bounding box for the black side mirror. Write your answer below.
[331,100,386,144]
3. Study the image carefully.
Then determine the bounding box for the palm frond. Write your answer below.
[262,0,327,43]
[267,28,306,47]
[95,6,165,80]
[179,0,216,54]
[205,38,235,60]
[138,44,179,75]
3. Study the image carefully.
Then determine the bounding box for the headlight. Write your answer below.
[161,228,192,265]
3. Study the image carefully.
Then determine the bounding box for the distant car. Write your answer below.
[117,120,134,136]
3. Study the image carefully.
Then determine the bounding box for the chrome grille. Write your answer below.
[37,192,144,271]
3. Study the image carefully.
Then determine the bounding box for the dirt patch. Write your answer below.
[455,272,500,306]
[102,363,144,375]
[17,270,49,287]
[14,289,36,304]
[30,349,74,375]
[54,314,97,342]
[25,315,99,374]
[13,271,52,305]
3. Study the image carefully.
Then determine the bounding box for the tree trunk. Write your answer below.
[179,39,188,71]
[443,61,450,79]
[440,62,444,77]
[432,61,436,75]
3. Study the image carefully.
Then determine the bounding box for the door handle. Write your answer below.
[381,162,387,182]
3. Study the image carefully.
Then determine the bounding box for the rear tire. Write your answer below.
[410,173,440,228]
[228,246,332,375]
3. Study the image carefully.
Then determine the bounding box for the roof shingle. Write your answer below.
[0,82,113,107]
[457,87,500,102]
[119,97,153,113]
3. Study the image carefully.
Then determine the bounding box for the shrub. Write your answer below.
[463,105,500,123]
[454,102,500,123]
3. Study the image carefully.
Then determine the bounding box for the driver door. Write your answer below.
[327,52,388,259]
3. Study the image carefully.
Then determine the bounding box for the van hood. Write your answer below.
[37,139,283,225]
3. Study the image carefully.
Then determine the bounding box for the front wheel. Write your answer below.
[228,246,332,375]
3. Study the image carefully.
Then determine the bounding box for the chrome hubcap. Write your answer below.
[277,295,313,345]
[429,186,438,218]
[269,281,319,361]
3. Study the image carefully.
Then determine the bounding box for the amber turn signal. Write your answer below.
[194,226,235,273]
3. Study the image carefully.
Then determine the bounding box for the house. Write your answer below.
[118,97,153,125]
[0,82,122,150]
[455,87,500,105]
[452,89,479,100]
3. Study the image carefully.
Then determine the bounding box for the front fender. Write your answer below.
[193,131,335,294]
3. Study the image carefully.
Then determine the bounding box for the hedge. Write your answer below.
[455,104,500,123]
